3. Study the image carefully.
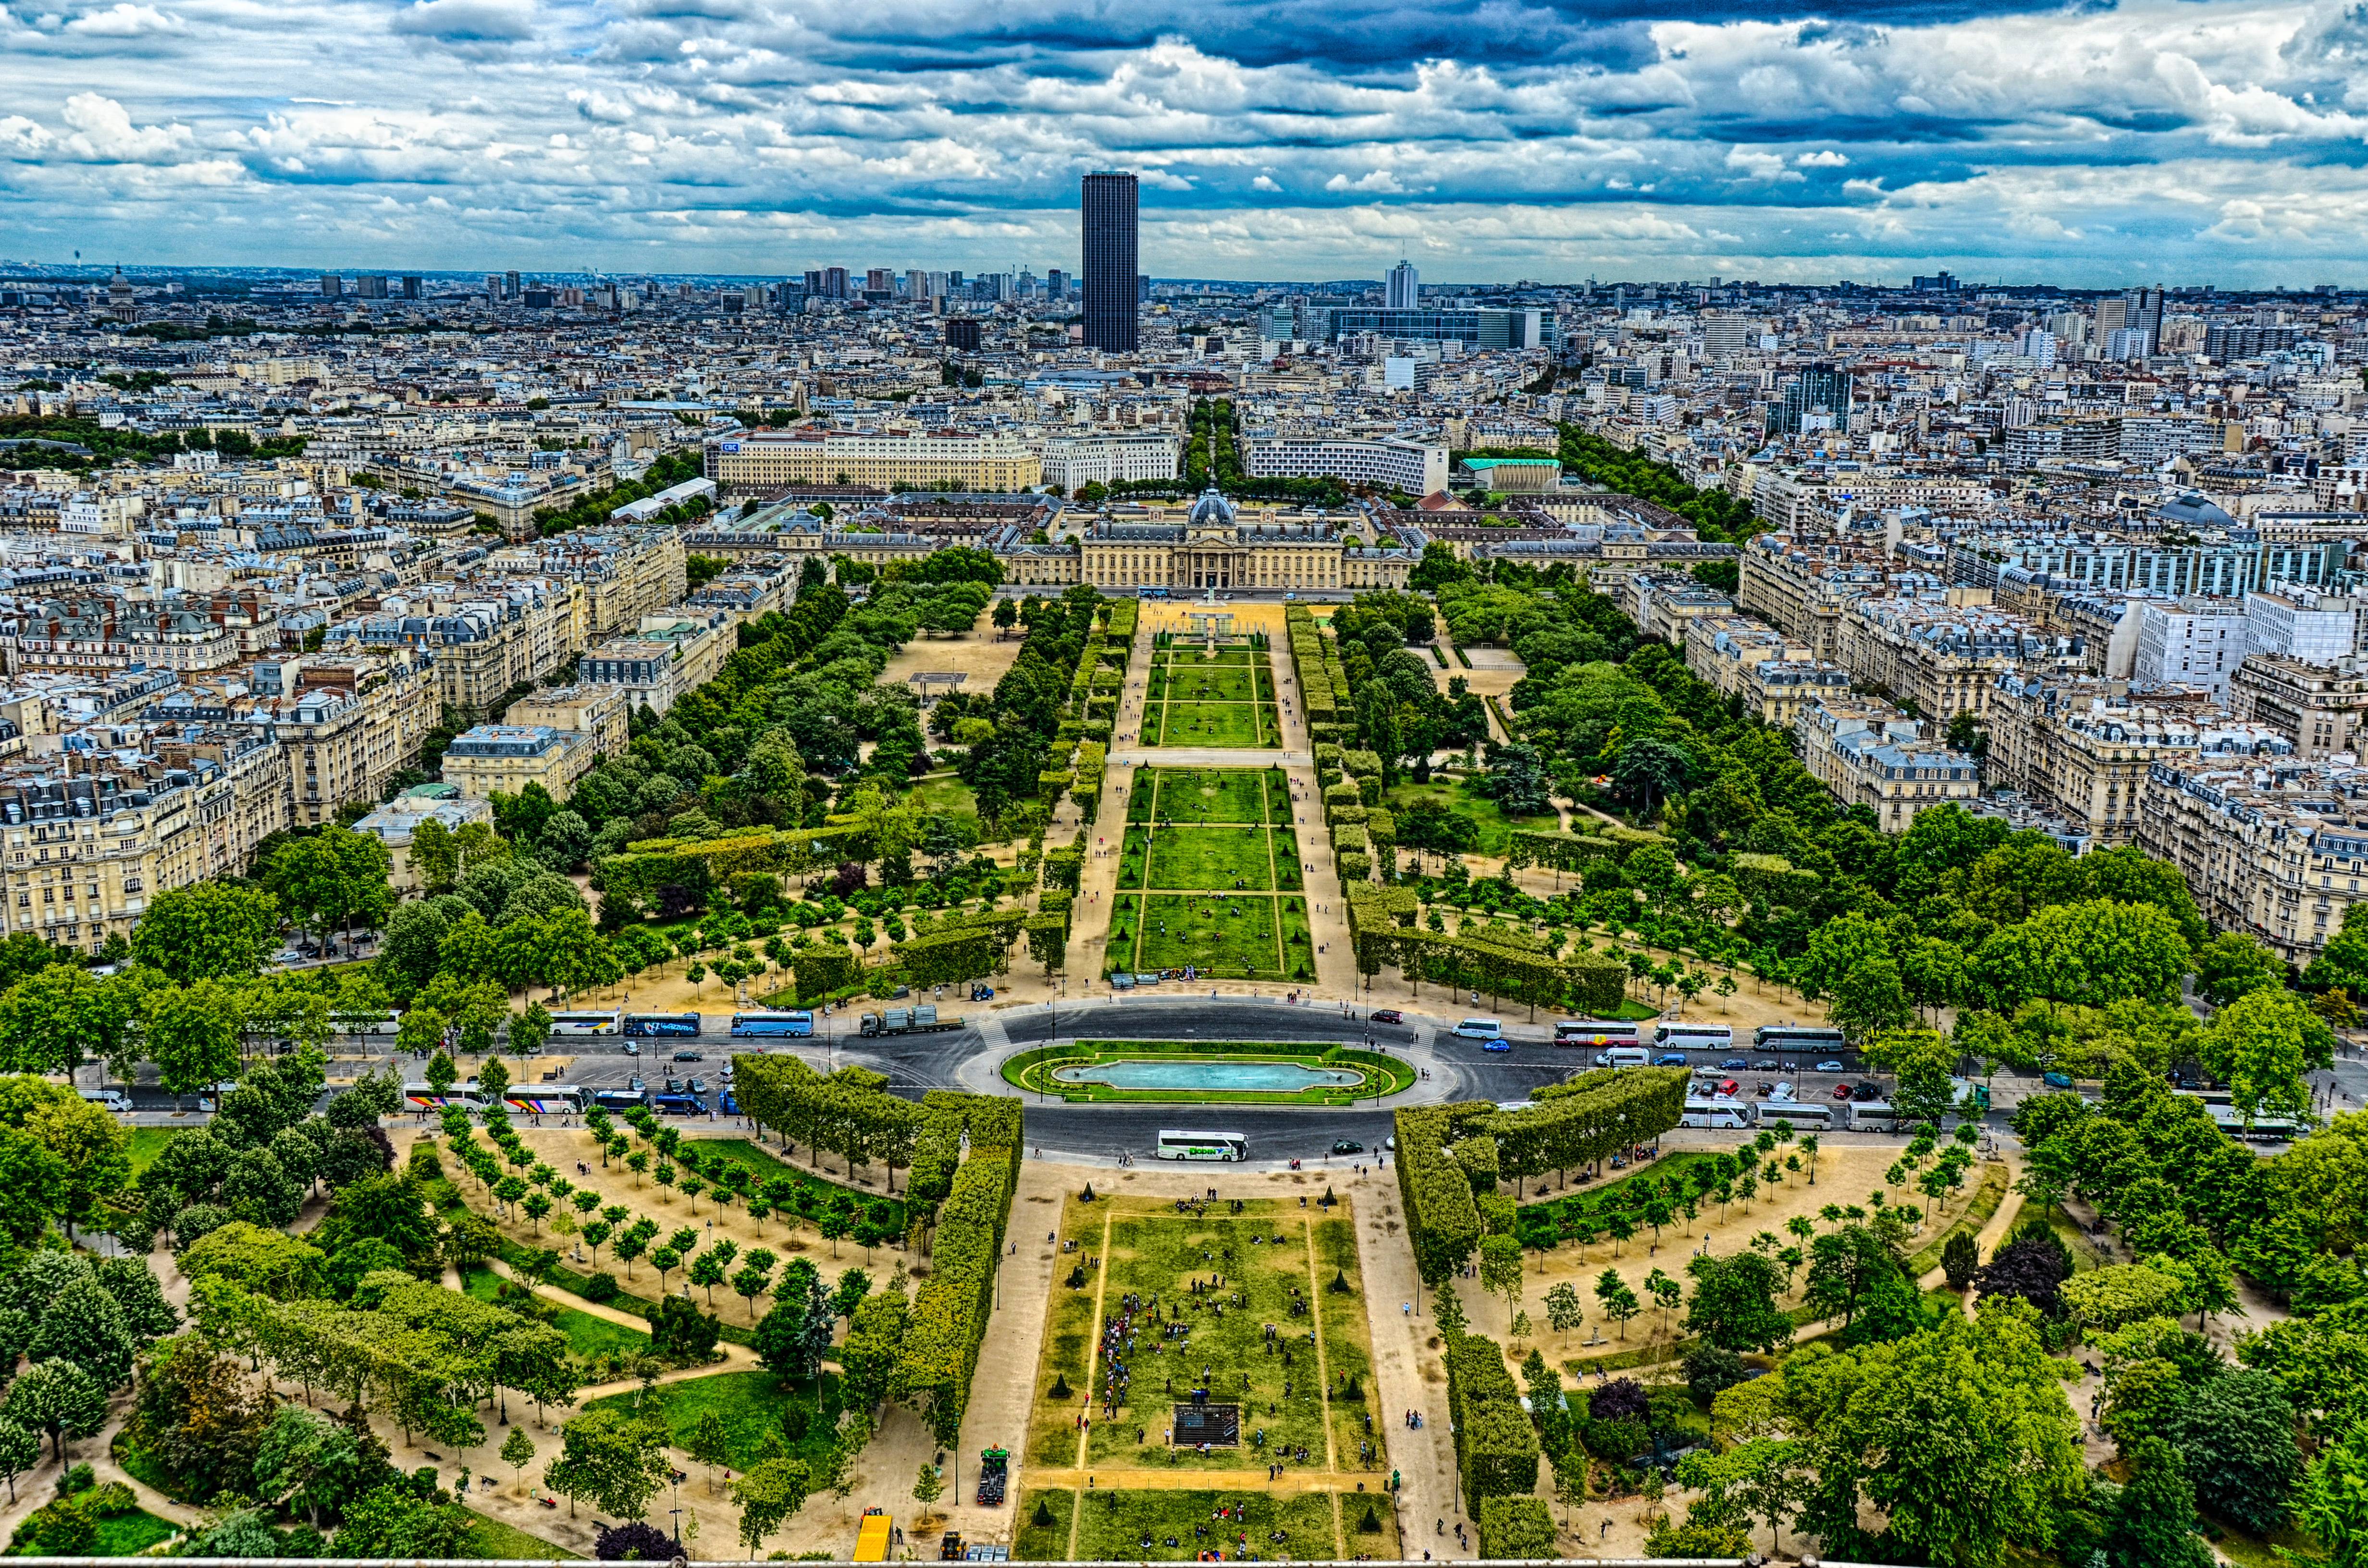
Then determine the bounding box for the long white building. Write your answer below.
[1040,433,1180,492]
[1241,436,1447,497]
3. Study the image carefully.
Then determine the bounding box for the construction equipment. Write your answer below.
[858,1004,963,1037]
[975,1447,1009,1507]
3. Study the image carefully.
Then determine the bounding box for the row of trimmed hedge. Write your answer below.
[1445,1330,1541,1517]
[893,1093,1021,1445]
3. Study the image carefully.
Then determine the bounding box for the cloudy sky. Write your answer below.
[4,0,2366,284]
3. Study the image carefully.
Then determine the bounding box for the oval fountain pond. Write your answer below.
[1049,1059,1362,1093]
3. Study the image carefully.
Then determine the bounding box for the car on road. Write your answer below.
[624,1043,641,1055]
[1814,1060,1846,1073]
[1481,1040,1511,1052]
[686,1077,707,1094]
[663,1077,683,1093]
[1370,1009,1403,1025]
[1331,1139,1364,1155]
[1720,1056,1749,1070]
[1832,1083,1854,1100]
[1654,1052,1688,1066]
[1750,1058,1782,1071]
[672,1051,703,1063]
[628,1076,645,1092]
[1851,1082,1884,1102]
[2043,1070,2075,1089]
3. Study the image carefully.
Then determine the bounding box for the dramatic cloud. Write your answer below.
[1,0,2363,282]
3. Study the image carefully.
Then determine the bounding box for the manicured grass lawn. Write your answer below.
[1384,776,1560,858]
[1014,1489,1077,1559]
[1135,894,1286,978]
[1147,826,1275,891]
[583,1369,844,1474]
[1151,663,1260,702]
[462,1512,585,1561]
[460,1266,650,1360]
[127,1127,182,1177]
[1152,699,1272,748]
[1062,1487,1348,1562]
[1144,768,1281,825]
[902,774,982,824]
[89,1508,181,1556]
[679,1137,909,1228]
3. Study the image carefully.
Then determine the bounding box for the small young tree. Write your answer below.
[501,1427,536,1494]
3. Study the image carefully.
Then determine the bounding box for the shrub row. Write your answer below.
[892,1095,1020,1445]
[1444,1331,1541,1516]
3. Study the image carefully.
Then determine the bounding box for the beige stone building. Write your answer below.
[1737,534,1899,662]
[352,786,497,895]
[2136,747,2360,965]
[1983,675,2272,846]
[706,428,1041,492]
[506,685,629,758]
[2228,655,2368,759]
[437,723,603,803]
[1834,596,2082,723]
[1794,697,1983,833]
[1071,490,1414,593]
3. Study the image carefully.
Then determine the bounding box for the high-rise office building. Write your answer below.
[2123,286,2165,357]
[357,274,387,299]
[401,276,423,300]
[904,269,926,301]
[1769,363,1852,434]
[1385,259,1418,311]
[866,268,894,295]
[1047,268,1067,301]
[320,274,343,298]
[505,270,522,301]
[1081,171,1139,354]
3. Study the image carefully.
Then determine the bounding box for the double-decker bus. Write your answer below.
[730,1011,814,1038]
[623,1012,702,1039]
[1155,1129,1247,1162]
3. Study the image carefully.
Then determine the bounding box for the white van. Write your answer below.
[77,1088,128,1113]
[1593,1046,1653,1068]
[1451,1017,1503,1041]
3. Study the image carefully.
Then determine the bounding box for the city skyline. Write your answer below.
[3,0,2361,284]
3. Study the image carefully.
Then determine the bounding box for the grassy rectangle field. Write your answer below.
[90,1508,182,1556]
[1064,1487,1350,1562]
[462,1512,585,1561]
[1013,1488,1077,1560]
[1135,893,1286,978]
[583,1369,845,1473]
[1147,767,1281,825]
[1156,700,1270,748]
[1147,826,1274,891]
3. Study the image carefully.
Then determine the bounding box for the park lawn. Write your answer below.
[1145,768,1278,825]
[1154,700,1272,749]
[88,1507,181,1556]
[1273,832,1305,893]
[1309,1216,1386,1475]
[1140,705,1168,746]
[1117,827,1152,891]
[1014,1489,1077,1561]
[1065,1484,1345,1561]
[1135,894,1286,979]
[459,1267,650,1361]
[127,1127,181,1177]
[902,774,982,824]
[1158,643,1254,666]
[1107,894,1146,973]
[1081,1205,1336,1472]
[1146,826,1275,892]
[583,1369,844,1474]
[1152,662,1259,703]
[461,1511,585,1561]
[1025,1192,1116,1468]
[1384,776,1560,858]
[1276,899,1316,981]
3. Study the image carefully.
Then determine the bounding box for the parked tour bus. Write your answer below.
[1755,1102,1838,1131]
[1554,1020,1642,1049]
[730,1011,814,1039]
[547,1010,623,1038]
[402,1083,487,1112]
[623,1012,702,1039]
[333,1011,403,1037]
[651,1092,704,1116]
[1654,1021,1735,1052]
[1681,1099,1755,1129]
[1156,1129,1247,1162]
[591,1088,648,1114]
[1753,1024,1847,1055]
[77,1088,128,1113]
[502,1085,587,1117]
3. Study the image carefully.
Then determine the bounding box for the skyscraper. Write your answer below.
[1386,259,1418,311]
[1081,171,1139,354]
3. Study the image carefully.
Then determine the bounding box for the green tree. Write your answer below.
[511,1002,552,1067]
[500,1427,536,1494]
[1477,1233,1523,1330]
[2161,1370,2301,1537]
[729,1456,810,1556]
[0,968,137,1080]
[2103,1438,2213,1568]
[1542,1281,1584,1346]
[2205,986,2331,1125]
[265,825,395,946]
[542,1408,670,1520]
[687,1410,731,1495]
[1684,1251,1792,1352]
[2197,931,2284,1007]
[1593,1269,1640,1340]
[0,1417,36,1503]
[1830,956,1912,1041]
[4,1359,106,1461]
[912,1460,945,1513]
[130,882,281,982]
[148,981,242,1110]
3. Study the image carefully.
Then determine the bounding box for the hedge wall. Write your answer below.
[1475,1496,1555,1559]
[1445,1331,1541,1515]
[593,822,876,913]
[1393,1103,1490,1285]
[1336,852,1371,883]
[1483,1067,1688,1182]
